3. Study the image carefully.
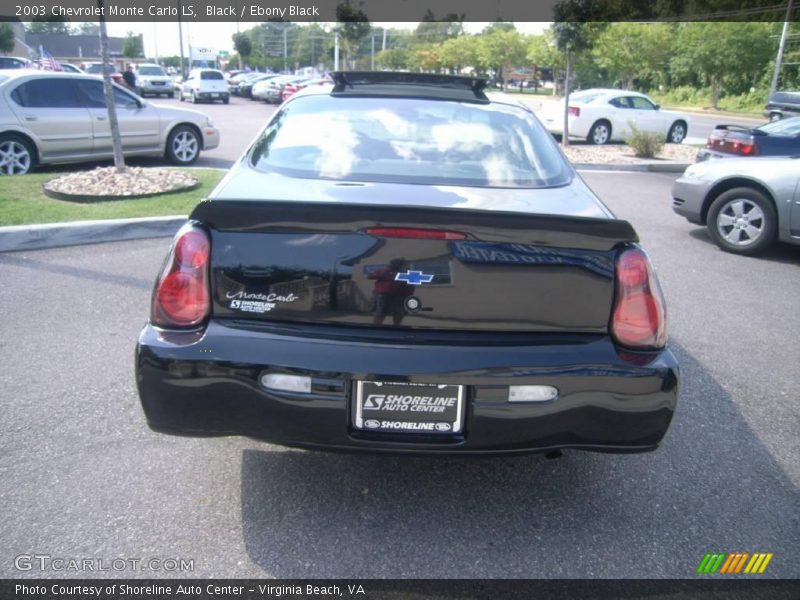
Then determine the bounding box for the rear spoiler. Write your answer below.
[190,200,638,252]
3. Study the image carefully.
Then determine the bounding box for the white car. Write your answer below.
[179,69,229,104]
[537,88,690,145]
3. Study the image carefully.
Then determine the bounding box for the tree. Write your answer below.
[25,18,70,35]
[73,22,100,36]
[439,35,480,74]
[232,32,252,70]
[592,23,674,90]
[122,32,144,59]
[336,1,370,69]
[670,22,775,108]
[97,0,126,174]
[414,11,465,45]
[376,47,410,70]
[0,23,14,55]
[551,20,606,146]
[477,28,527,90]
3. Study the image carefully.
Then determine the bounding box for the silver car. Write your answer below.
[672,156,800,255]
[0,70,220,175]
[135,63,175,98]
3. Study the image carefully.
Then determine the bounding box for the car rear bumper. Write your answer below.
[136,320,679,455]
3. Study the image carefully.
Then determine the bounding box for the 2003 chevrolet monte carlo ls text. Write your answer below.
[135,72,679,456]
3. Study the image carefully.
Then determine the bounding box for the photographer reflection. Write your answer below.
[368,258,415,326]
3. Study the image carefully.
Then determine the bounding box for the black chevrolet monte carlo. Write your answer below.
[136,72,679,455]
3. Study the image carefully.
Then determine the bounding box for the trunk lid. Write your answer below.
[191,199,636,334]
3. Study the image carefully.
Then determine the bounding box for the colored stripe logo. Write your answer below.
[697,552,773,574]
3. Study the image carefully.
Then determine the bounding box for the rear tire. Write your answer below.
[191,91,199,104]
[165,125,201,166]
[667,121,687,144]
[587,120,611,145]
[223,96,230,105]
[168,92,175,99]
[707,187,777,255]
[0,134,36,175]
[769,112,782,122]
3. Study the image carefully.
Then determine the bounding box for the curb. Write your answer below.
[0,215,187,253]
[574,162,690,173]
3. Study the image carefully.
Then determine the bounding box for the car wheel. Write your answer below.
[166,126,200,165]
[667,121,687,144]
[769,112,782,122]
[223,96,230,105]
[168,92,175,99]
[587,120,611,145]
[0,134,36,175]
[191,91,199,104]
[707,187,777,255]
[137,88,145,97]
[179,91,184,102]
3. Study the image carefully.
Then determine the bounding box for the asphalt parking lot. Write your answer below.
[1,169,797,578]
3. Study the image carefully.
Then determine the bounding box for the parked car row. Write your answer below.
[0,69,219,175]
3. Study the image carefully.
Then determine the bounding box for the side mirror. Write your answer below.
[654,104,661,110]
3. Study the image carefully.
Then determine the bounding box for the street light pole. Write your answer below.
[177,0,186,78]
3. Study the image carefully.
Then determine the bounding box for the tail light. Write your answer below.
[611,247,667,350]
[151,224,210,329]
[568,106,580,117]
[366,227,466,240]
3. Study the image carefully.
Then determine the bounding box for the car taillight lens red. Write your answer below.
[151,224,210,328]
[366,227,466,240]
[568,106,580,117]
[611,247,667,350]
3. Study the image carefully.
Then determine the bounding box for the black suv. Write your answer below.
[764,91,800,121]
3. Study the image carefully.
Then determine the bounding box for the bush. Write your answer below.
[627,122,664,158]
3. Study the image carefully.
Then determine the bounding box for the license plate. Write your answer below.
[353,381,465,434]
[211,93,219,97]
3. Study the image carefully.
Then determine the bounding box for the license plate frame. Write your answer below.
[352,380,465,435]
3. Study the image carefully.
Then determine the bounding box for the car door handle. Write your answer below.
[96,116,107,121]
[24,116,37,121]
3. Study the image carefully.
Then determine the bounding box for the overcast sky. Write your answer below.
[106,22,550,59]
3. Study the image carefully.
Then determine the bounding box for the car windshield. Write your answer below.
[138,66,166,76]
[758,117,800,136]
[250,95,571,188]
[201,71,223,80]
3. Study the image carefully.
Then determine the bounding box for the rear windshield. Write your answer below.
[85,64,116,74]
[138,66,166,76]
[200,71,223,80]
[758,117,800,136]
[250,95,571,188]
[770,91,800,104]
[570,91,605,104]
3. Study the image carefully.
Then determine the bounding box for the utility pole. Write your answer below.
[770,1,794,95]
[334,31,339,71]
[283,27,288,73]
[177,0,186,78]
[371,31,375,71]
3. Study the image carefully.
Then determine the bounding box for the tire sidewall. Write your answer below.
[668,122,686,144]
[707,188,777,255]
[166,126,200,165]
[588,121,611,145]
[0,134,36,175]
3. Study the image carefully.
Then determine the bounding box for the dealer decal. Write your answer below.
[226,290,299,313]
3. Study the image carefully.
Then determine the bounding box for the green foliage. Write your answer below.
[627,122,664,158]
[73,22,99,36]
[24,18,70,35]
[439,35,480,73]
[232,32,252,59]
[477,28,527,87]
[0,23,14,54]
[592,23,674,90]
[122,32,144,59]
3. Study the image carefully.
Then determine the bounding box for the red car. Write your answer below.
[281,77,332,102]
[82,62,125,86]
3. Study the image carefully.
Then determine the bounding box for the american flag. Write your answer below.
[39,46,62,72]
